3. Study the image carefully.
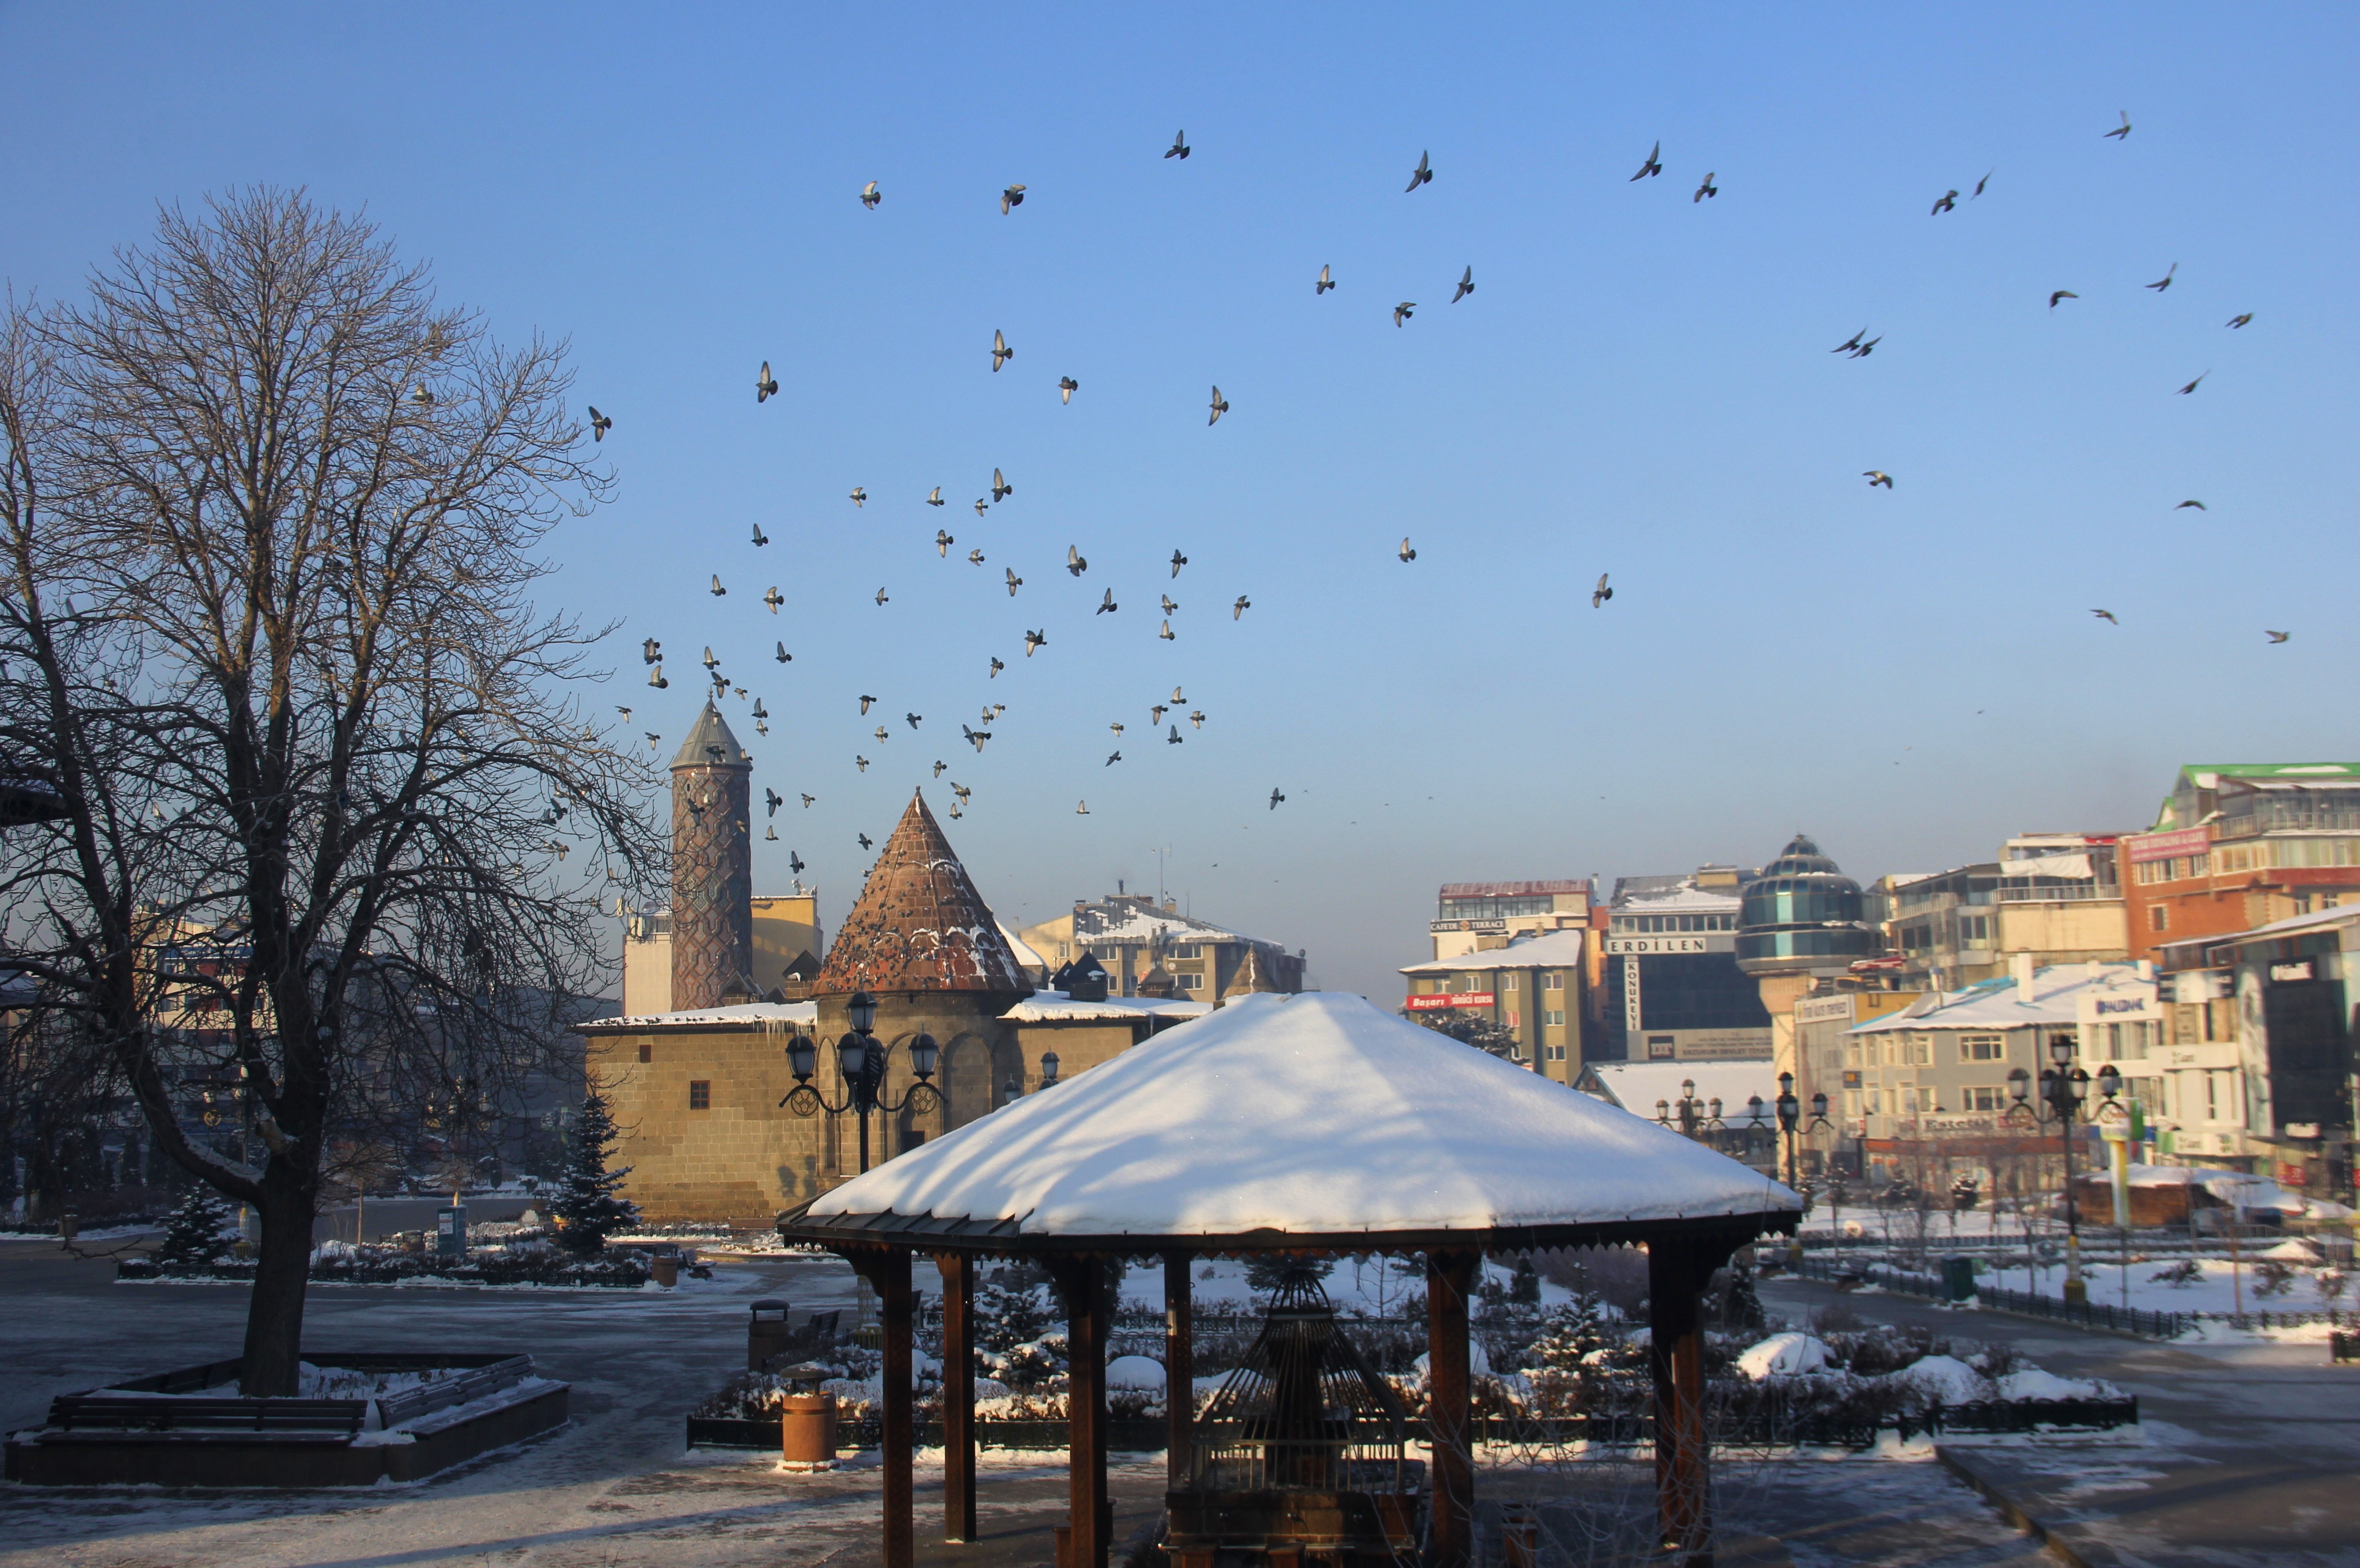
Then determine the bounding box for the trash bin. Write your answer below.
[1941,1254,1976,1302]
[650,1254,679,1289]
[748,1299,793,1370]
[776,1363,837,1472]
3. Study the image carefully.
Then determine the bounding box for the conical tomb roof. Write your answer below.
[814,790,1032,996]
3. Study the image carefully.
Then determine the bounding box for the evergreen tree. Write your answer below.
[551,1091,639,1256]
[156,1187,237,1271]
[1525,1292,1613,1374]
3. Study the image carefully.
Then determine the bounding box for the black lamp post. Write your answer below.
[1774,1071,1834,1192]
[2008,1032,2092,1303]
[780,989,940,1174]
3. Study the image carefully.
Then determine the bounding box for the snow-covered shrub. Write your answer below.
[1523,1294,1615,1376]
[2316,1269,2349,1308]
[2149,1259,2204,1288]
[1734,1333,1829,1380]
[2252,1259,2298,1298]
[154,1188,237,1271]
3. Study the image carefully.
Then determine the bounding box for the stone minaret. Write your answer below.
[669,701,753,1011]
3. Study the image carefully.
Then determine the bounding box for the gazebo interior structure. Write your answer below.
[775,991,1800,1568]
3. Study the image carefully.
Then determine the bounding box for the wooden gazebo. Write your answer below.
[776,992,1798,1568]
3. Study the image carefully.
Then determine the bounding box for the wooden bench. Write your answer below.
[48,1397,366,1437]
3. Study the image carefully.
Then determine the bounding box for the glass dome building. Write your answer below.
[1736,835,1877,977]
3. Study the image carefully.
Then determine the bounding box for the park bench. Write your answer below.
[46,1396,366,1439]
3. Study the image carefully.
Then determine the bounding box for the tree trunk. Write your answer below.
[239,1168,317,1396]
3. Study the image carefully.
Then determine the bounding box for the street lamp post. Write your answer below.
[780,989,941,1175]
[2008,1033,2092,1304]
[1776,1072,1833,1261]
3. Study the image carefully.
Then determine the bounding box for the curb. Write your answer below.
[1936,1445,2105,1568]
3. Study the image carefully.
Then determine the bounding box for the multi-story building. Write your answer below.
[1598,867,1771,1064]
[2120,763,2360,960]
[1879,833,2129,991]
[619,891,823,1016]
[1426,880,1593,961]
[1736,835,1881,1099]
[1014,894,1304,1002]
[1397,929,1587,1083]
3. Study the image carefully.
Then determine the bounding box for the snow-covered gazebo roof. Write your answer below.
[777,992,1799,1255]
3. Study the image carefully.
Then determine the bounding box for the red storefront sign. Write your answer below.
[1404,992,1497,1011]
[2126,826,2208,863]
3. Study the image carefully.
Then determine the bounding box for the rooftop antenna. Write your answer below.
[1148,845,1171,905]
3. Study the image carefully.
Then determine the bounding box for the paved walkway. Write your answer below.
[1764,1274,2360,1567]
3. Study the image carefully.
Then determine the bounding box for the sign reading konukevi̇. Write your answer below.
[1404,992,1497,1011]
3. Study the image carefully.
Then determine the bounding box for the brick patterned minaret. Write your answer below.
[669,701,753,1011]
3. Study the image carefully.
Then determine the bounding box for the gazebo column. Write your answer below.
[1425,1248,1479,1568]
[850,1251,916,1568]
[1163,1248,1194,1492]
[1647,1238,1726,1568]
[1056,1256,1112,1568]
[937,1252,976,1543]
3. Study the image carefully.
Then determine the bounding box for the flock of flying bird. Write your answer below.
[601,112,2287,869]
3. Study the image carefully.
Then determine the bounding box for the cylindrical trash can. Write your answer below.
[748,1299,793,1370]
[778,1392,838,1471]
[650,1255,680,1289]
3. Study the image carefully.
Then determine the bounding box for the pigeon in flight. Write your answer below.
[1059,376,1078,404]
[1109,721,1126,737]
[2177,372,2207,395]
[1931,189,1957,216]
[1316,264,1335,295]
[642,638,662,665]
[927,486,945,507]
[1452,267,1474,303]
[1591,573,1613,609]
[873,725,889,742]
[2148,263,2177,292]
[992,331,1013,372]
[855,756,869,773]
[710,574,726,596]
[968,548,985,565]
[764,788,783,817]
[992,468,1013,502]
[1399,537,1416,563]
[849,487,867,507]
[764,586,783,612]
[1167,725,1183,746]
[1632,141,1662,180]
[964,724,991,752]
[1158,619,1175,641]
[1006,567,1023,597]
[973,497,988,517]
[859,833,874,850]
[1832,328,1868,354]
[411,383,435,406]
[751,522,769,546]
[936,530,954,557]
[645,731,661,747]
[1067,545,1088,577]
[1077,800,1091,814]
[1974,170,1993,198]
[1863,470,1894,488]
[588,406,612,441]
[1166,129,1190,160]
[1001,184,1025,214]
[953,783,971,802]
[905,712,922,729]
[751,698,767,718]
[2105,111,2131,140]
[860,181,881,210]
[1171,686,1185,703]
[2092,609,2119,624]
[2176,499,2207,511]
[875,586,889,606]
[989,656,1005,678]
[2227,313,2253,329]
[1150,703,1167,725]
[1097,589,1117,614]
[1023,629,1046,657]
[1269,788,1286,810]
[648,666,668,689]
[932,759,947,777]
[1233,595,1250,620]
[1160,593,1178,614]
[1105,751,1121,767]
[1208,386,1229,426]
[616,705,632,720]
[1405,150,1433,191]
[2049,290,2078,309]
[790,851,806,875]
[1170,549,1188,578]
[1693,172,1718,202]
[1189,710,1204,729]
[756,362,779,402]
[774,641,791,663]
[1394,302,1415,328]
[801,794,814,808]
[860,696,876,715]
[1849,336,1881,359]
[948,800,963,819]
[704,644,721,668]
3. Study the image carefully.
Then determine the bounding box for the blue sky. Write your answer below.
[4,5,2354,1002]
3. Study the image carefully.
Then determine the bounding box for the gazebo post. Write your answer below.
[1056,1256,1112,1568]
[1425,1247,1479,1568]
[850,1250,916,1568]
[1163,1248,1194,1492]
[937,1252,976,1543]
[1647,1237,1725,1568]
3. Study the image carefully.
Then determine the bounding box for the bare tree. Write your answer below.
[0,191,663,1393]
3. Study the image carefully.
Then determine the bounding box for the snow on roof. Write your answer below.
[999,923,1050,972]
[2195,902,2360,949]
[1399,929,1586,975]
[583,1000,817,1032]
[1070,898,1263,947]
[803,992,1797,1239]
[996,992,1218,1023]
[1849,963,2153,1033]
[1439,880,1589,900]
[1581,1062,1782,1121]
[1614,882,1741,913]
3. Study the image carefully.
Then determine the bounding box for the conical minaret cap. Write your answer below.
[813,790,1032,996]
[672,701,749,770]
